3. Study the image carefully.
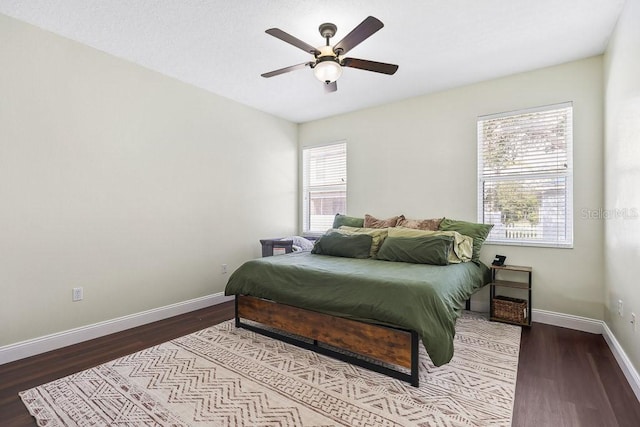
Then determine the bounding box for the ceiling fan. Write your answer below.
[261,16,399,93]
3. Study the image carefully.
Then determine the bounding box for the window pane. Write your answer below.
[478,103,573,247]
[302,143,347,233]
[480,108,570,178]
[309,190,346,231]
[482,177,571,245]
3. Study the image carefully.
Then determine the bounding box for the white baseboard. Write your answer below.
[532,308,639,402]
[532,308,604,334]
[602,323,640,401]
[0,292,234,365]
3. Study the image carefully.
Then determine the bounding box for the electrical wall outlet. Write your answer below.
[221,264,228,275]
[618,299,624,317]
[72,287,83,302]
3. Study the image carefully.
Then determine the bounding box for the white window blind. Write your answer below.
[302,142,347,233]
[477,102,573,248]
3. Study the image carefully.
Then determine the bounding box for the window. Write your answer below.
[477,102,573,247]
[302,142,347,233]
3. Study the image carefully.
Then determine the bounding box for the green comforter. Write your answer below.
[225,252,490,366]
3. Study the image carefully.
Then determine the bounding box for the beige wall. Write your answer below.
[300,57,604,319]
[604,0,640,372]
[0,14,298,346]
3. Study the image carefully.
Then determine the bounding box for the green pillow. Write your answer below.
[335,226,389,258]
[389,227,472,263]
[438,218,493,263]
[311,232,373,259]
[332,214,365,229]
[376,235,453,266]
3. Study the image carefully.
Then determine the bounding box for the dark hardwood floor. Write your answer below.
[1,302,639,426]
[513,322,640,427]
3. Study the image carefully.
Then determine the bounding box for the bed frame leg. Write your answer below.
[465,298,471,311]
[234,296,240,328]
[411,331,419,387]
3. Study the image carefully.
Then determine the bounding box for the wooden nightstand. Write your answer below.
[489,264,532,327]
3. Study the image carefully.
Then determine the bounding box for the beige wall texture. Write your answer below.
[604,0,640,373]
[0,14,298,347]
[299,57,605,320]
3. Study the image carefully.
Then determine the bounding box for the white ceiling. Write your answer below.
[0,0,625,123]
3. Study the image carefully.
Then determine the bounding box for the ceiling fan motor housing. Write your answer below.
[318,23,337,40]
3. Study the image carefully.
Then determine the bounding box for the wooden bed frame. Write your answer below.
[235,295,420,386]
[235,295,473,387]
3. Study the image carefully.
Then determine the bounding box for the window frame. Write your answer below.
[301,141,347,235]
[477,102,574,248]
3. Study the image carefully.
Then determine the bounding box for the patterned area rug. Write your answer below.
[20,313,520,426]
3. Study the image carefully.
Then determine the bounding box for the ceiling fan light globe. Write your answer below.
[314,60,342,83]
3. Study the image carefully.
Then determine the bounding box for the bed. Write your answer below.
[224,249,491,387]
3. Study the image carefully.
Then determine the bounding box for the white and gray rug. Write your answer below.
[20,313,521,426]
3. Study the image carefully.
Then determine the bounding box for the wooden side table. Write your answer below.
[489,264,532,327]
[260,238,293,257]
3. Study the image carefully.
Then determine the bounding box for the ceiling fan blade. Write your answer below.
[324,81,337,93]
[333,16,384,55]
[342,57,398,75]
[265,28,320,55]
[261,62,312,78]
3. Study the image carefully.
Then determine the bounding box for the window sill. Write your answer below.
[484,240,573,249]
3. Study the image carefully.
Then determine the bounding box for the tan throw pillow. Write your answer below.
[389,227,473,263]
[364,214,403,228]
[335,226,389,258]
[397,217,443,231]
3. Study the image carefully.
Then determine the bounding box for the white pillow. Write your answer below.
[281,236,315,252]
